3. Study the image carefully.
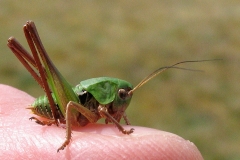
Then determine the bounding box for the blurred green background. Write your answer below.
[0,1,239,159]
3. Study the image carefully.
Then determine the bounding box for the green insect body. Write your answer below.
[7,21,218,152]
[30,77,133,126]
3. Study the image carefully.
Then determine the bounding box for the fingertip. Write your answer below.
[70,125,203,159]
[0,85,203,159]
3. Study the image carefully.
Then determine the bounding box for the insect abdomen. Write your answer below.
[29,94,63,120]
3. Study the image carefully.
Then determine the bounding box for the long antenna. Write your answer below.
[128,59,221,94]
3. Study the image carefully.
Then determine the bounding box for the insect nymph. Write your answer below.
[7,21,216,152]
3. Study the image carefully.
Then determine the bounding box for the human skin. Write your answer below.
[0,84,203,159]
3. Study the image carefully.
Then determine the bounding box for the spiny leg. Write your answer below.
[7,37,44,89]
[29,117,57,126]
[23,21,59,125]
[98,105,134,134]
[7,21,59,125]
[57,101,99,152]
[26,21,80,126]
[123,112,131,125]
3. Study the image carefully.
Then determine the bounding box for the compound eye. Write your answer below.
[118,89,128,100]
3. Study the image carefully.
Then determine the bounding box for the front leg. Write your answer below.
[98,105,134,134]
[123,112,131,125]
[57,101,99,152]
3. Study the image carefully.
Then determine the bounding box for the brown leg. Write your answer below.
[57,101,99,152]
[123,112,131,125]
[29,117,57,126]
[7,21,59,125]
[25,21,80,127]
[98,105,134,134]
[7,37,43,89]
[24,21,59,125]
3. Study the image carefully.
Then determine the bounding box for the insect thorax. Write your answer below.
[74,86,101,126]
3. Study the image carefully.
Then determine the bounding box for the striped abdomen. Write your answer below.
[28,94,64,120]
